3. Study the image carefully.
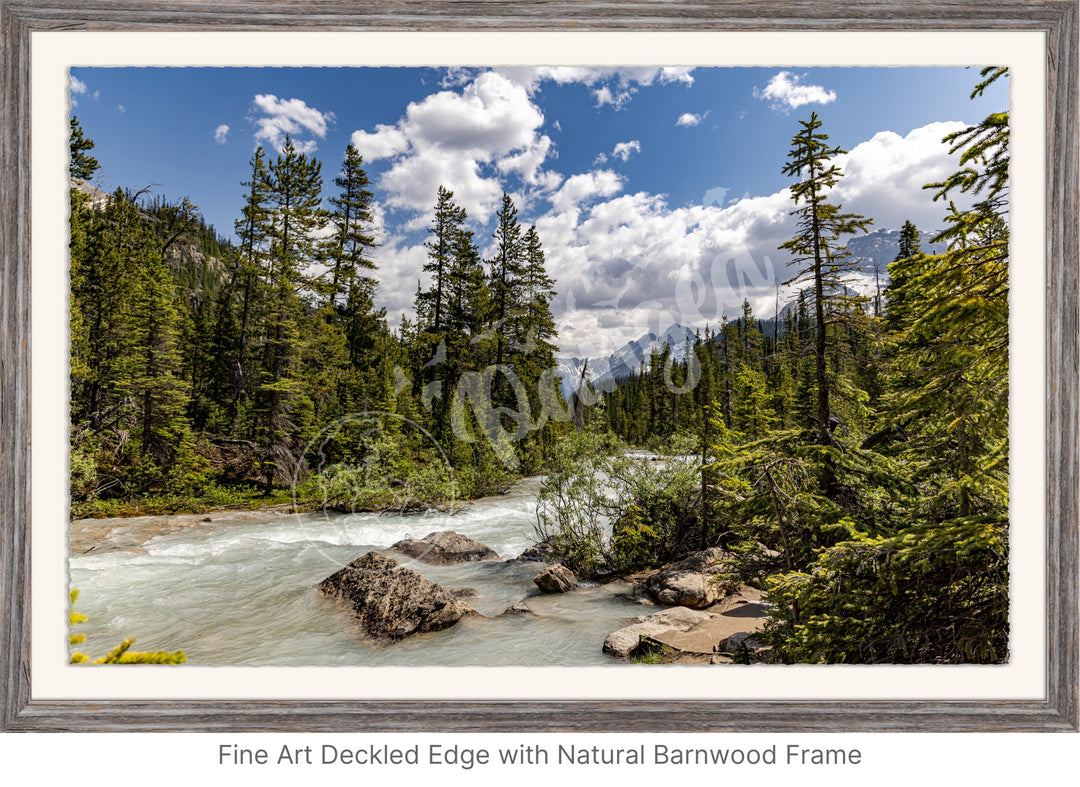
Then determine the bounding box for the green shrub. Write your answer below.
[534,429,702,577]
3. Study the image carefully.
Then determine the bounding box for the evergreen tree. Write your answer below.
[69,115,100,181]
[779,113,872,448]
[257,135,325,490]
[514,224,561,460]
[488,192,525,372]
[896,219,921,260]
[221,146,273,434]
[446,225,489,339]
[323,144,377,313]
[318,144,387,417]
[70,188,140,432]
[420,186,467,334]
[761,68,1011,664]
[126,196,198,489]
[519,225,558,358]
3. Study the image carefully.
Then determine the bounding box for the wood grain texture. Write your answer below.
[1,0,1076,732]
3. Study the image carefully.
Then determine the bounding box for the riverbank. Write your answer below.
[70,473,524,521]
[70,483,300,521]
[69,474,770,666]
[69,476,547,556]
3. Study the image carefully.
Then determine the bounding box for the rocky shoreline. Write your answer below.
[317,529,769,664]
[71,498,769,665]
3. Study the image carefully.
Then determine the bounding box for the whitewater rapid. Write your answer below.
[68,478,643,666]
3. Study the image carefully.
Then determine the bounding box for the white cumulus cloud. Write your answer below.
[612,140,641,162]
[495,67,693,112]
[530,119,969,354]
[594,85,635,111]
[498,66,694,95]
[250,94,334,153]
[831,120,970,230]
[676,112,703,127]
[214,124,230,144]
[351,123,410,161]
[547,170,624,214]
[350,70,555,222]
[756,71,837,112]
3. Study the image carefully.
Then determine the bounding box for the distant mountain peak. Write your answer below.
[556,322,696,399]
[844,226,947,275]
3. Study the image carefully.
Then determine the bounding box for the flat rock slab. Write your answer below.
[390,530,499,565]
[650,588,769,654]
[604,587,769,659]
[69,507,296,556]
[319,551,468,641]
[603,607,714,658]
[649,603,768,654]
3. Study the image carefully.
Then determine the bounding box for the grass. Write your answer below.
[629,640,669,664]
[71,482,298,519]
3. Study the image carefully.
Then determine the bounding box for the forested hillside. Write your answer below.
[69,121,568,517]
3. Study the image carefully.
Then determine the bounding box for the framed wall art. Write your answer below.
[1,0,1076,732]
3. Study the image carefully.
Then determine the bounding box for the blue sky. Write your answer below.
[69,66,1008,357]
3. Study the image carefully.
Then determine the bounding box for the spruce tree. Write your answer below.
[257,135,325,490]
[514,224,560,414]
[220,146,273,434]
[779,112,872,448]
[324,144,377,314]
[69,115,100,181]
[488,192,525,372]
[762,69,1011,664]
[513,216,564,471]
[446,225,489,340]
[421,186,467,334]
[126,197,197,489]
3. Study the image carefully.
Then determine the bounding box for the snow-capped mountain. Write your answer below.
[766,227,950,323]
[556,323,696,399]
[845,227,947,278]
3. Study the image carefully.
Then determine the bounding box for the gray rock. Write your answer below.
[603,607,713,658]
[516,536,557,562]
[533,563,578,593]
[501,602,535,616]
[721,631,763,652]
[319,551,467,641]
[646,547,737,609]
[390,530,499,565]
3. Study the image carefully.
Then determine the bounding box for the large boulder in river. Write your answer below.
[533,563,578,593]
[319,552,468,641]
[389,530,499,565]
[603,607,713,658]
[646,547,738,609]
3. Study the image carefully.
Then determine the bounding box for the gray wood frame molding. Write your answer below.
[1,0,1076,732]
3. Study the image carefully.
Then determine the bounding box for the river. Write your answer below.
[68,477,646,666]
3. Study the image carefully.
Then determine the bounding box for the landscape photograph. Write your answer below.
[65,64,1010,668]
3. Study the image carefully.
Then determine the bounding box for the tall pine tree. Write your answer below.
[779,112,872,448]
